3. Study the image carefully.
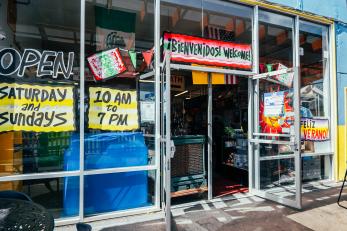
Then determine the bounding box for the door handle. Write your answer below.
[170,140,176,158]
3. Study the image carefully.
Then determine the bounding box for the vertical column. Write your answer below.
[154,0,161,210]
[79,0,85,222]
[208,72,213,200]
[294,15,302,209]
[165,53,171,231]
[249,5,259,192]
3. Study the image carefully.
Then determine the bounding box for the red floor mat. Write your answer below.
[213,177,248,197]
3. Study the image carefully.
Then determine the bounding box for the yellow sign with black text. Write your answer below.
[0,83,75,132]
[88,87,139,131]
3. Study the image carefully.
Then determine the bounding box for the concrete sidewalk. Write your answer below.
[56,181,345,231]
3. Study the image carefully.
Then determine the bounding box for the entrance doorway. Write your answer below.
[167,69,250,203]
[212,79,249,197]
[160,55,301,231]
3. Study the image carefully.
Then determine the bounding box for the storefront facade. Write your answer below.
[0,0,342,227]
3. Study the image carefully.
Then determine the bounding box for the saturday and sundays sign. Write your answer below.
[301,118,329,141]
[0,83,75,132]
[88,87,139,131]
[163,32,252,69]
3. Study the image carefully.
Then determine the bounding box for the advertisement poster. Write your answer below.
[260,91,293,134]
[263,91,285,116]
[0,83,75,132]
[88,87,139,131]
[163,32,252,69]
[140,101,155,122]
[301,118,329,141]
[87,48,127,81]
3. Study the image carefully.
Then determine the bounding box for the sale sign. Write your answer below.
[87,48,127,81]
[163,32,252,69]
[301,118,329,141]
[88,87,139,131]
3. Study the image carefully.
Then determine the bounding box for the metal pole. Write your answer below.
[294,15,302,209]
[165,53,171,231]
[249,4,259,193]
[79,0,85,222]
[208,73,213,200]
[154,0,161,210]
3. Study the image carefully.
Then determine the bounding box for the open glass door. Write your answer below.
[161,53,173,230]
[250,67,301,209]
[248,10,301,209]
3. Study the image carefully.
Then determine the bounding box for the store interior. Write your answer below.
[170,10,331,203]
[170,70,249,201]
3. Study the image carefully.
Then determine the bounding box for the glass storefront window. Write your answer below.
[160,0,202,37]
[84,170,155,216]
[0,0,80,176]
[259,10,294,69]
[0,176,79,219]
[84,0,156,170]
[299,21,331,153]
[300,21,332,181]
[161,0,253,71]
[0,0,335,224]
[202,0,252,45]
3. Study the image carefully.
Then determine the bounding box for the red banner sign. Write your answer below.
[163,32,252,69]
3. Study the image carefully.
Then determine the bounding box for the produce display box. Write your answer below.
[171,135,206,194]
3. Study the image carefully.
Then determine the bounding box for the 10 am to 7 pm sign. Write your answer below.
[0,83,75,132]
[88,87,139,131]
[301,118,329,141]
[163,32,252,69]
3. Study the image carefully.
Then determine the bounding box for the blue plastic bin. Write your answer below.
[63,132,150,216]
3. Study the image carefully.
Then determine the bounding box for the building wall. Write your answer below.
[336,24,347,180]
[265,0,347,180]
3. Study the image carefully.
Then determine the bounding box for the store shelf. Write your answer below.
[171,186,208,198]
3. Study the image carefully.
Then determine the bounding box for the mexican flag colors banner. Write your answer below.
[163,32,252,70]
[95,6,136,51]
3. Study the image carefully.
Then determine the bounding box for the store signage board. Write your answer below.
[0,48,74,79]
[171,75,185,91]
[301,118,329,141]
[0,83,75,132]
[163,32,252,69]
[88,87,139,131]
[87,48,127,81]
[263,91,285,116]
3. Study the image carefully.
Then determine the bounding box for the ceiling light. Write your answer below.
[174,90,188,97]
